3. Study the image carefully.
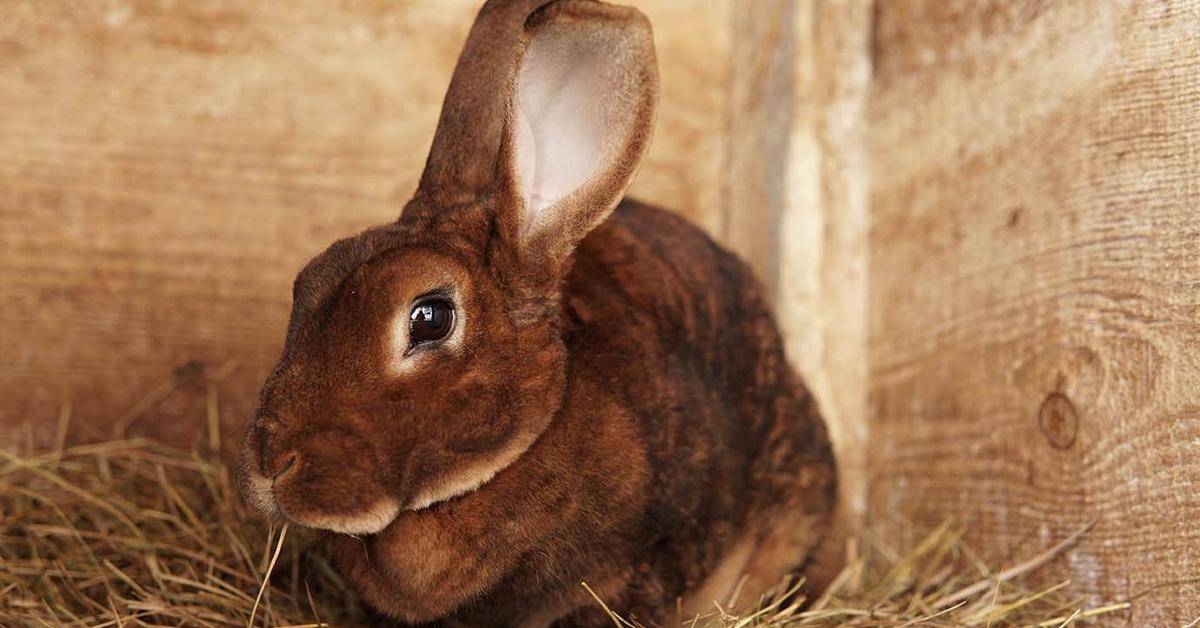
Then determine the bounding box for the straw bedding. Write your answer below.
[0,398,1129,626]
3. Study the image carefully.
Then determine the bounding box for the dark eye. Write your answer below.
[409,298,455,347]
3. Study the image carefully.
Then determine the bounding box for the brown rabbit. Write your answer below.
[238,0,837,625]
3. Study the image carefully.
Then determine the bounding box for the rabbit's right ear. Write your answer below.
[497,1,658,275]
[415,0,562,205]
[414,0,658,282]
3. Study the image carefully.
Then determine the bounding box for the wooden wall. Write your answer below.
[2,1,479,441]
[781,0,871,524]
[867,0,1200,622]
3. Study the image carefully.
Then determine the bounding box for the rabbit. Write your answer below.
[237,0,838,625]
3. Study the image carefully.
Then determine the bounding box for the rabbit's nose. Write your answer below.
[268,451,300,480]
[256,422,300,480]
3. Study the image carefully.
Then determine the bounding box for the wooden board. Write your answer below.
[867,0,1200,621]
[0,1,738,447]
[779,0,872,524]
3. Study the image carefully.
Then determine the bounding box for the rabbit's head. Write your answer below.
[238,0,658,535]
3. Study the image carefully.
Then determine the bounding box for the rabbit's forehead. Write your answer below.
[353,246,475,303]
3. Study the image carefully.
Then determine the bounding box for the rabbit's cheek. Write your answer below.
[406,424,540,510]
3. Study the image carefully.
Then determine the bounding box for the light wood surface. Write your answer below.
[867,1,1200,622]
[779,0,872,524]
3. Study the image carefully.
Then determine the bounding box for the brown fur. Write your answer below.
[238,1,837,625]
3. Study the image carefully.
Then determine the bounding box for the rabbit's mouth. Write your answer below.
[284,496,402,536]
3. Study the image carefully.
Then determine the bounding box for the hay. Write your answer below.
[0,436,362,627]
[0,416,1130,626]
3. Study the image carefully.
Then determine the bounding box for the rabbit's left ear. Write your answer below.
[497,0,659,270]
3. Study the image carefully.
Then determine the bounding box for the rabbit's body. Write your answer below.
[239,1,837,625]
[564,201,835,618]
[327,200,835,626]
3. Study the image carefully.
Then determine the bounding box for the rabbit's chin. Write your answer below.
[287,498,403,536]
[241,468,402,536]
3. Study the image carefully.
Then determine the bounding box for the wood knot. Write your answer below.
[1038,392,1079,450]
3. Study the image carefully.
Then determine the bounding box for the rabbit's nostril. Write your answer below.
[272,452,300,480]
[256,422,300,480]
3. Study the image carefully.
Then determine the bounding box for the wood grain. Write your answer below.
[722,0,793,297]
[779,0,872,524]
[868,0,1200,622]
[631,0,732,237]
[0,1,736,446]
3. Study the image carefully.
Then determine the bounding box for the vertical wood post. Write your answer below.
[724,0,873,527]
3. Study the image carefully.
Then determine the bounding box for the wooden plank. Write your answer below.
[867,0,1200,622]
[721,0,794,296]
[629,0,732,237]
[779,0,872,524]
[0,1,734,443]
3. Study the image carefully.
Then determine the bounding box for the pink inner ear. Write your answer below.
[514,24,612,230]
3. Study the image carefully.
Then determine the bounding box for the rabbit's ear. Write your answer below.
[415,0,562,204]
[499,0,659,269]
[413,0,658,274]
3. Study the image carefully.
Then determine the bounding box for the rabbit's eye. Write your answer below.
[409,297,455,347]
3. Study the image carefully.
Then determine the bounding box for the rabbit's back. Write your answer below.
[563,198,837,606]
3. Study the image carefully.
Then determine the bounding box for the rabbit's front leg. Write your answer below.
[331,509,508,623]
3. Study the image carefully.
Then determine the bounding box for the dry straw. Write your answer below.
[1,393,1131,626]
